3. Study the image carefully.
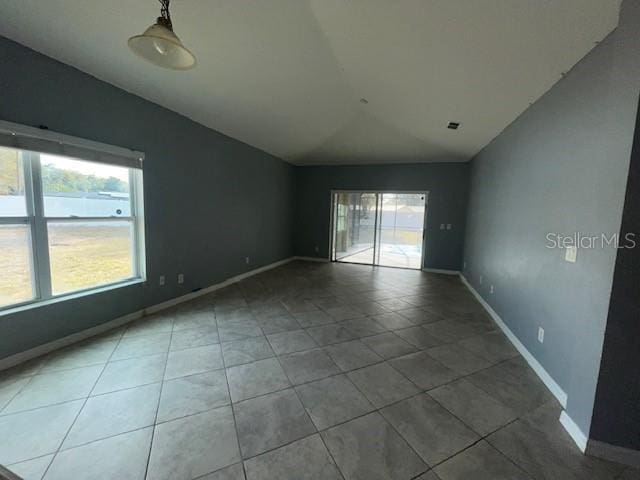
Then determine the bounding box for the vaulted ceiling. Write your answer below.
[0,0,621,165]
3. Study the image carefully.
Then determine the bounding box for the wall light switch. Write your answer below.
[440,224,445,230]
[538,327,545,343]
[446,224,452,230]
[490,285,494,294]
[178,274,184,284]
[565,246,577,263]
[245,257,250,265]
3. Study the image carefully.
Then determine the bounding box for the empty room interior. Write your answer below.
[0,1,639,479]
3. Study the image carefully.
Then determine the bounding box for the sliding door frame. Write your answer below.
[329,189,429,270]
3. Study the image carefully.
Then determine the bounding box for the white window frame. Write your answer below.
[0,121,146,313]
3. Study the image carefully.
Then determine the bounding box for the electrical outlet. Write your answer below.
[490,285,494,294]
[538,327,545,343]
[463,261,466,270]
[177,273,184,284]
[565,245,577,263]
[159,275,165,286]
[245,257,250,265]
[479,275,483,284]
[440,224,445,230]
[314,245,319,253]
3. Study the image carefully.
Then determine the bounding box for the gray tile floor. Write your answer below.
[0,260,637,480]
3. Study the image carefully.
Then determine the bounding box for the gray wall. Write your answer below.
[294,163,469,270]
[590,97,640,451]
[0,36,295,359]
[463,0,640,436]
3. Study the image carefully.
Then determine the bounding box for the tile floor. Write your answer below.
[0,260,638,480]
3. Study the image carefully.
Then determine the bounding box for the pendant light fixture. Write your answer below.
[128,0,196,70]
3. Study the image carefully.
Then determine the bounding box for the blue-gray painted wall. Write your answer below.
[0,36,295,359]
[462,0,640,436]
[294,163,469,271]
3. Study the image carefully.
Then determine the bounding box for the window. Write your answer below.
[0,122,145,310]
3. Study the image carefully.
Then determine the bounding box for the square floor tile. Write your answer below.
[222,337,274,367]
[422,321,481,343]
[227,358,290,402]
[244,434,341,480]
[458,332,518,364]
[4,365,103,413]
[0,375,31,411]
[466,358,553,416]
[322,412,427,480]
[361,333,417,359]
[487,401,623,480]
[426,344,492,375]
[111,333,171,361]
[147,406,240,480]
[218,319,263,343]
[394,327,443,349]
[158,370,230,422]
[341,318,387,338]
[0,400,83,464]
[258,316,301,335]
[324,340,383,372]
[250,302,289,320]
[172,308,216,332]
[170,326,219,351]
[382,394,479,467]
[376,299,415,312]
[63,383,160,448]
[324,306,364,321]
[389,351,459,390]
[397,308,441,325]
[347,363,419,408]
[41,340,118,373]
[350,302,391,316]
[234,389,316,458]
[434,441,531,480]
[164,344,223,380]
[294,311,334,328]
[93,354,166,395]
[306,324,357,346]
[267,330,317,355]
[296,375,373,430]
[198,463,246,480]
[429,379,517,436]
[280,349,340,385]
[7,454,53,480]
[371,313,416,331]
[45,428,152,480]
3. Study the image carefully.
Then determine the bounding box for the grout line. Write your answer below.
[141,313,175,480]
[38,327,127,479]
[215,306,250,480]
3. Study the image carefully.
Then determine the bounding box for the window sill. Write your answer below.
[0,278,146,317]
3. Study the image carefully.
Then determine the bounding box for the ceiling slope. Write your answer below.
[0,0,622,164]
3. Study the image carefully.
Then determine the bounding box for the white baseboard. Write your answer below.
[422,268,460,275]
[560,410,588,452]
[293,256,330,263]
[0,256,296,372]
[459,274,568,408]
[587,440,640,468]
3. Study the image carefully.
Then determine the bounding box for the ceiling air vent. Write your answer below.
[447,122,461,130]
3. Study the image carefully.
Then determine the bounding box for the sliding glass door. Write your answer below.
[331,191,427,270]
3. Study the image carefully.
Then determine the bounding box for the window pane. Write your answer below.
[0,146,27,216]
[48,221,134,295]
[0,225,34,307]
[41,154,131,217]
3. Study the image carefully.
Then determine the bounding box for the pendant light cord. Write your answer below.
[157,0,173,31]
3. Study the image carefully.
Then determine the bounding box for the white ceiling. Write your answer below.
[0,0,621,165]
